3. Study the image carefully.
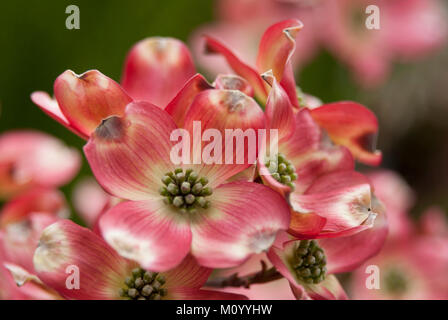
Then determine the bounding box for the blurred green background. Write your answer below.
[1,0,447,218]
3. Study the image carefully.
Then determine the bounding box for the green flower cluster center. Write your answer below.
[119,268,167,300]
[292,240,327,284]
[265,153,297,190]
[160,168,212,213]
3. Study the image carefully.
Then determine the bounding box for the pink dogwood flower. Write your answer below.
[203,19,382,165]
[31,38,197,139]
[256,72,385,240]
[33,220,246,300]
[84,101,290,272]
[195,0,447,87]
[267,200,387,301]
[350,171,448,299]
[0,131,80,199]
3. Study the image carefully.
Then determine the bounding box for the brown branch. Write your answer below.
[205,260,283,289]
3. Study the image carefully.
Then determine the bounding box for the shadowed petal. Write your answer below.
[122,37,196,107]
[256,19,303,81]
[54,70,132,138]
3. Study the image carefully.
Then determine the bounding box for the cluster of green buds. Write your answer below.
[119,268,167,300]
[160,168,212,213]
[292,240,327,284]
[265,153,297,190]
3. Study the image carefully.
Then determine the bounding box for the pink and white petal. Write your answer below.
[162,255,210,289]
[30,92,70,128]
[183,89,266,187]
[54,70,132,138]
[310,102,382,166]
[204,36,268,103]
[213,74,254,97]
[169,288,248,300]
[99,200,192,272]
[262,70,295,142]
[302,275,348,300]
[165,73,213,128]
[121,37,196,107]
[191,182,290,268]
[256,19,302,108]
[84,101,177,201]
[320,201,388,274]
[256,19,303,81]
[290,171,377,235]
[266,241,301,287]
[0,187,66,227]
[281,109,354,194]
[33,220,135,300]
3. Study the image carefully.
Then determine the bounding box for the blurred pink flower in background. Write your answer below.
[0,131,80,199]
[350,170,448,299]
[192,0,447,86]
[72,177,111,228]
[191,0,319,77]
[0,188,66,299]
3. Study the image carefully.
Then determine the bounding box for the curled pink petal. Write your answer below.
[54,70,132,138]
